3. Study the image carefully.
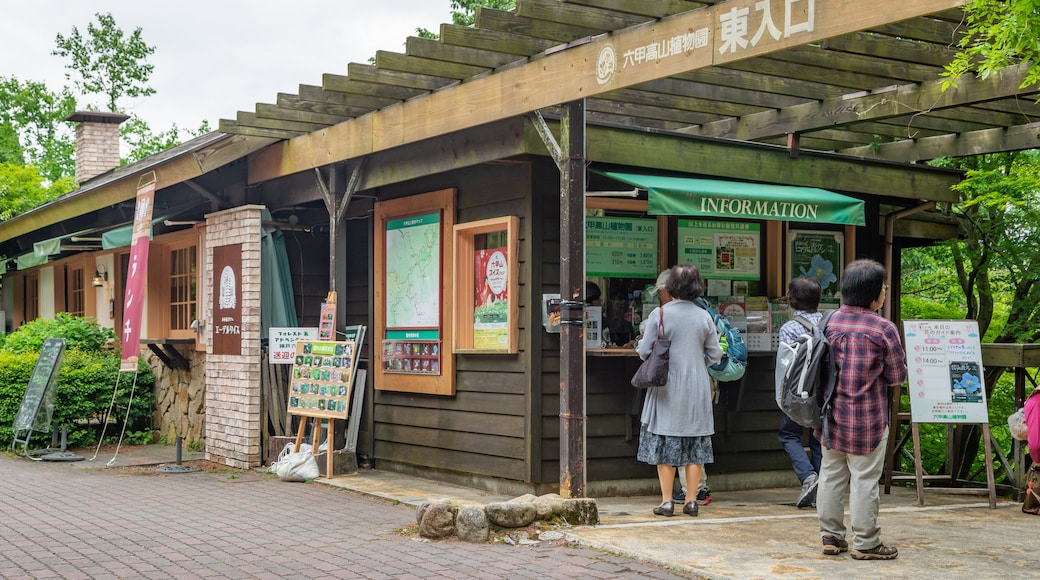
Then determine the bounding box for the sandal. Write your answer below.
[851,543,898,560]
[652,501,674,517]
[822,535,848,556]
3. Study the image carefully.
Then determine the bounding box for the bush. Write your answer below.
[0,349,155,448]
[1,312,116,354]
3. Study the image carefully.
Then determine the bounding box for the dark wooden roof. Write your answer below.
[218,1,1039,164]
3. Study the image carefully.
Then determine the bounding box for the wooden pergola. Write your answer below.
[214,0,1038,497]
[219,0,1038,177]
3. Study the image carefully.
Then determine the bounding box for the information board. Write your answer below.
[677,220,760,280]
[268,327,319,364]
[586,216,658,278]
[904,320,988,424]
[287,336,361,420]
[13,338,65,433]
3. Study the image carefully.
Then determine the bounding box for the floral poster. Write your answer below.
[788,230,843,297]
[474,247,509,349]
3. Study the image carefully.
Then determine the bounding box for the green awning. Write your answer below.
[594,170,866,227]
[101,201,208,249]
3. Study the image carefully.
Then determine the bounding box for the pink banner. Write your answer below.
[120,180,155,372]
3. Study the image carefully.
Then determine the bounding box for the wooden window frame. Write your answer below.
[146,230,200,341]
[452,216,519,354]
[373,189,456,395]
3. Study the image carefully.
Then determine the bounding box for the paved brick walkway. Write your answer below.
[0,455,695,579]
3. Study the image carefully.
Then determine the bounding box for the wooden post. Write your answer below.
[559,100,587,499]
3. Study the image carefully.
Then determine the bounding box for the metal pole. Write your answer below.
[559,100,587,498]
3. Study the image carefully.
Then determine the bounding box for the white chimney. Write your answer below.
[65,111,130,184]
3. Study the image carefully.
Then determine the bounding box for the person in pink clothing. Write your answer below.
[1024,387,1040,464]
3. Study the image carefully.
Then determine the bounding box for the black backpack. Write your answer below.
[774,311,837,432]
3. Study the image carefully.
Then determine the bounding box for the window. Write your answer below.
[170,245,197,332]
[68,266,85,317]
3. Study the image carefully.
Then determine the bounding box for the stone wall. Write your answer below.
[147,348,206,446]
[203,205,263,468]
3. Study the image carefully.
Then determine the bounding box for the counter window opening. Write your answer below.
[452,216,519,354]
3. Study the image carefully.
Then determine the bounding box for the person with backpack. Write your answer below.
[816,259,907,561]
[635,264,723,517]
[777,276,825,509]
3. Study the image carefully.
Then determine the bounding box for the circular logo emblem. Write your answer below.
[596,45,616,85]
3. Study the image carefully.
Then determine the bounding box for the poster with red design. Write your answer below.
[120,178,155,372]
[473,247,508,350]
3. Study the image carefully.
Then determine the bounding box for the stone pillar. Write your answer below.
[203,205,264,468]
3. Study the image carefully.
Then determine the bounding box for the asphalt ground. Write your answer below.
[5,445,1037,579]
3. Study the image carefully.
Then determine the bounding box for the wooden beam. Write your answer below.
[822,32,959,68]
[405,36,523,69]
[346,63,454,92]
[476,7,600,42]
[523,120,964,202]
[218,119,307,140]
[516,0,650,31]
[250,0,967,183]
[562,0,713,19]
[841,122,1040,162]
[276,93,368,120]
[254,103,345,126]
[438,23,557,56]
[322,73,421,102]
[299,84,398,110]
[697,62,1036,141]
[374,50,488,81]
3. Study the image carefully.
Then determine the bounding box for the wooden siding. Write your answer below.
[368,161,535,482]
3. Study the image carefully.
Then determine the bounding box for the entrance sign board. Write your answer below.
[904,320,988,424]
[12,338,66,433]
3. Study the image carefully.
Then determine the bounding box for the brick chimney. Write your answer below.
[65,111,130,184]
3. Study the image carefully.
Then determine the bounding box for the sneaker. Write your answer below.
[822,535,849,556]
[672,490,686,502]
[851,543,898,560]
[796,473,819,508]
[696,487,712,505]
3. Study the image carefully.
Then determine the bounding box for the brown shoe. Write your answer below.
[822,535,848,556]
[851,543,898,560]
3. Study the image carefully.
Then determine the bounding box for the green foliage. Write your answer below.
[0,163,76,222]
[52,12,156,112]
[416,0,516,39]
[0,76,77,182]
[0,349,155,448]
[121,116,210,165]
[943,0,1040,97]
[0,313,115,354]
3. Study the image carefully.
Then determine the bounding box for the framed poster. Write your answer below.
[452,216,518,353]
[788,230,843,297]
[374,189,456,395]
[904,320,988,424]
[677,220,760,281]
[269,327,319,364]
[586,215,658,278]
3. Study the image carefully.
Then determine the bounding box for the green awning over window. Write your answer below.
[594,170,866,227]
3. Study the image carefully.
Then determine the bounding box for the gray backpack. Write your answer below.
[774,311,836,432]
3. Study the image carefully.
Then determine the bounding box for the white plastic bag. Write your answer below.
[270,444,319,482]
[1008,408,1028,441]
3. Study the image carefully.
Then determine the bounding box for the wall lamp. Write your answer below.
[92,264,108,288]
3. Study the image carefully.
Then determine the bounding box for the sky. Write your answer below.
[0,1,454,132]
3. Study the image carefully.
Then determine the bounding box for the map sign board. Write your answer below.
[904,320,988,424]
[385,212,441,329]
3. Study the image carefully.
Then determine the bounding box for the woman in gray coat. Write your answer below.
[635,264,723,517]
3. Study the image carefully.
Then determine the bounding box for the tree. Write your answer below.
[0,77,77,183]
[0,163,76,221]
[52,12,156,113]
[121,116,211,163]
[943,0,1040,94]
[416,0,516,39]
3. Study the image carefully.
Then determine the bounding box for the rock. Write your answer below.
[538,531,565,541]
[455,505,490,543]
[560,498,599,525]
[532,494,565,520]
[415,498,451,525]
[485,501,537,528]
[508,493,538,503]
[417,500,458,539]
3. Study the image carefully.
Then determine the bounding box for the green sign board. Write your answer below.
[677,220,760,281]
[586,216,658,278]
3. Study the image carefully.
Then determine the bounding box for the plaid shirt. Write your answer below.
[819,305,907,455]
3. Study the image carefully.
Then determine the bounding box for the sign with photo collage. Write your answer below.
[287,338,361,420]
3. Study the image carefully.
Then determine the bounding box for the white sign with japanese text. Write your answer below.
[269,327,319,364]
[904,320,988,424]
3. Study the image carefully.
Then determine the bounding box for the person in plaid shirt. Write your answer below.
[817,259,907,561]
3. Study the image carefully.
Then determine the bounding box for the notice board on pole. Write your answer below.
[903,319,988,423]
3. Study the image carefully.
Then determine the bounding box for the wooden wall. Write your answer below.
[366,161,537,483]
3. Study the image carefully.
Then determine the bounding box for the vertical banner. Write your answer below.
[120,177,156,372]
[212,244,243,355]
